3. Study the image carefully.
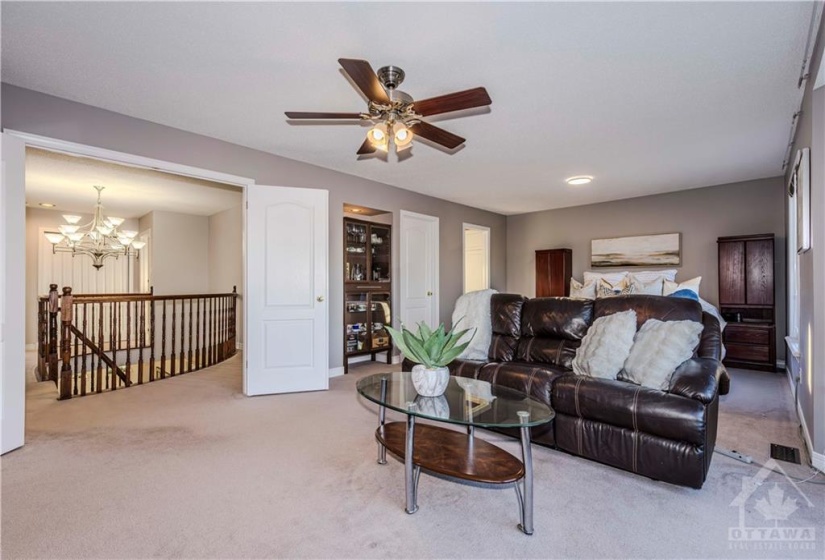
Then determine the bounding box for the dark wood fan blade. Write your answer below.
[285,112,363,119]
[338,58,390,104]
[410,121,465,150]
[357,137,377,155]
[413,87,492,117]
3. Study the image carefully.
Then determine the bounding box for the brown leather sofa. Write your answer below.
[403,294,730,488]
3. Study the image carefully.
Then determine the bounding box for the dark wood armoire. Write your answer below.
[535,248,572,297]
[717,233,776,372]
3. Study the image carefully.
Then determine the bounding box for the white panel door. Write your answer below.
[245,185,328,395]
[399,210,439,329]
[1,133,26,454]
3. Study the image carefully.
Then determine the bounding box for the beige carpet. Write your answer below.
[2,354,823,559]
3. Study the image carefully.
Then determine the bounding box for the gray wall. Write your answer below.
[785,17,825,459]
[148,210,209,295]
[506,177,786,358]
[208,205,243,344]
[3,84,507,370]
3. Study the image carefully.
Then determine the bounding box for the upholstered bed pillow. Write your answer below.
[572,310,637,379]
[630,269,677,282]
[570,277,597,299]
[629,275,664,295]
[584,270,628,286]
[622,319,704,390]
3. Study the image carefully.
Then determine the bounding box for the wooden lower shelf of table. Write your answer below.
[376,421,525,484]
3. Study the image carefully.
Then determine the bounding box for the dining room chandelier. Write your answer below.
[44,185,145,270]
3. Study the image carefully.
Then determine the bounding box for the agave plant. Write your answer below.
[386,321,475,369]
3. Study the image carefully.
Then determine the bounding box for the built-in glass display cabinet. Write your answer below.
[344,218,392,373]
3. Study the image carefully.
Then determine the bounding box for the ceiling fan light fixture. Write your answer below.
[565,175,594,186]
[368,123,389,144]
[393,123,413,149]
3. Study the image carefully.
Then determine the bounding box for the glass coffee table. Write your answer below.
[356,372,554,535]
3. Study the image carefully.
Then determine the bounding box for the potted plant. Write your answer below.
[386,321,475,397]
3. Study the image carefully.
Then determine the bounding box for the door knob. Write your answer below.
[427,291,433,296]
[317,295,325,302]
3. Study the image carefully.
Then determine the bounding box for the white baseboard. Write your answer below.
[329,351,399,378]
[785,365,824,472]
[236,342,244,351]
[813,450,825,472]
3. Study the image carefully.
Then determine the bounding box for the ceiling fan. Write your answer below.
[285,58,492,156]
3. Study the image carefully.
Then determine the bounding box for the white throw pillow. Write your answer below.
[572,310,637,379]
[629,274,665,295]
[584,270,628,286]
[663,276,702,296]
[622,319,704,390]
[570,277,597,299]
[631,269,678,283]
[596,277,632,298]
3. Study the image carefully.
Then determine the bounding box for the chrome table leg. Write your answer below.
[517,412,534,535]
[377,376,388,465]
[405,412,418,514]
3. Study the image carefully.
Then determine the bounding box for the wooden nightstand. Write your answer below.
[723,322,776,372]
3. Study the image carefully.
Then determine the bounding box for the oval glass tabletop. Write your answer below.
[356,372,554,428]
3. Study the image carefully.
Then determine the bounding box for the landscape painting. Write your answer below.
[591,233,681,267]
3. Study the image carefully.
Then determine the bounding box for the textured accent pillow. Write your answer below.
[572,310,637,379]
[584,270,628,286]
[663,276,702,297]
[570,277,597,299]
[622,319,704,390]
[667,288,700,302]
[629,274,665,295]
[596,277,632,298]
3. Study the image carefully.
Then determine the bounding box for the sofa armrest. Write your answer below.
[668,358,729,403]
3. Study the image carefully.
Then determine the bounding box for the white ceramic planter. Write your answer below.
[410,364,450,397]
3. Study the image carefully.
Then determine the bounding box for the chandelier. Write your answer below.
[44,186,145,270]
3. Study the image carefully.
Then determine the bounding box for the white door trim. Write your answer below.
[462,222,491,293]
[4,130,254,187]
[399,210,439,329]
[1,133,26,454]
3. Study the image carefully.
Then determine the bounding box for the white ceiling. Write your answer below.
[25,148,242,218]
[2,2,815,215]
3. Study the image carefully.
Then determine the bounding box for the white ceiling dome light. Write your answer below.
[565,176,594,186]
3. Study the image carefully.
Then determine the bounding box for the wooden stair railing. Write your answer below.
[37,285,238,400]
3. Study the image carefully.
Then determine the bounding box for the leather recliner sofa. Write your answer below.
[403,294,730,489]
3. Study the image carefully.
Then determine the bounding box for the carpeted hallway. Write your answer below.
[2,353,823,559]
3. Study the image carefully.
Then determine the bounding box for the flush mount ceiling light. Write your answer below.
[565,176,594,186]
[39,202,56,208]
[286,58,492,157]
[43,185,145,269]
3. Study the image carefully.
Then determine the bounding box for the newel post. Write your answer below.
[229,286,238,357]
[47,284,59,383]
[58,287,74,400]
